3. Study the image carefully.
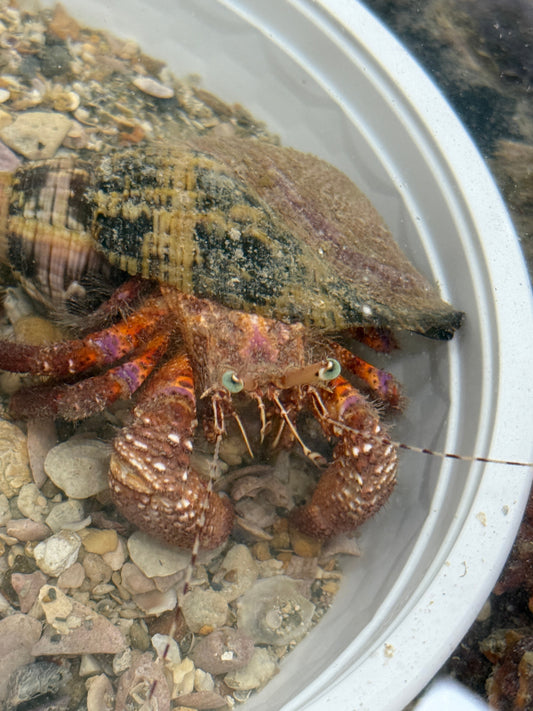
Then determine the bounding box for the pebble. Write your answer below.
[81,528,118,555]
[0,592,13,616]
[82,552,112,586]
[194,668,215,692]
[290,528,322,558]
[26,418,57,488]
[284,555,319,581]
[174,690,227,709]
[38,585,73,633]
[45,500,88,533]
[153,569,185,593]
[132,75,174,98]
[79,654,101,677]
[7,518,50,541]
[181,590,229,634]
[3,660,72,709]
[171,657,195,695]
[190,451,229,478]
[236,576,316,645]
[14,315,64,345]
[33,586,126,656]
[211,544,258,602]
[11,571,47,613]
[127,530,193,578]
[130,621,151,652]
[190,628,255,675]
[224,647,278,691]
[39,45,72,78]
[86,673,114,711]
[257,558,285,578]
[57,562,85,590]
[52,89,80,112]
[0,614,42,702]
[44,439,110,499]
[16,482,50,522]
[0,111,72,160]
[0,493,11,526]
[0,420,32,497]
[102,535,127,570]
[218,435,247,466]
[33,530,81,576]
[48,3,80,40]
[322,534,362,558]
[112,647,132,675]
[121,561,156,595]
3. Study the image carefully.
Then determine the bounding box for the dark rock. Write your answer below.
[39,45,72,78]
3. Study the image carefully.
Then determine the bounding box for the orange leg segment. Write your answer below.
[327,340,403,411]
[9,333,169,421]
[0,295,170,377]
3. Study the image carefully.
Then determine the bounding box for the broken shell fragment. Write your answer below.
[236,576,315,645]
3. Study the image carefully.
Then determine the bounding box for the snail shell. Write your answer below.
[0,137,463,338]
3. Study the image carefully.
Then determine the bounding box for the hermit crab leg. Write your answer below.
[0,295,170,377]
[271,390,324,465]
[289,375,398,539]
[109,353,233,550]
[348,326,398,353]
[327,340,403,411]
[9,333,169,421]
[77,276,155,332]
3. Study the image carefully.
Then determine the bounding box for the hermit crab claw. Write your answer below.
[109,353,234,550]
[290,375,398,539]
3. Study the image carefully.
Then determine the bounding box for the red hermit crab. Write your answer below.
[0,135,463,550]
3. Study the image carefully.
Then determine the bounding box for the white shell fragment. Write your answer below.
[236,576,315,645]
[33,530,81,576]
[132,75,174,98]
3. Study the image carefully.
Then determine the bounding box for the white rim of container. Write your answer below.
[266,2,532,709]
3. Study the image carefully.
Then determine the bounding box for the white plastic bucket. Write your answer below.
[42,1,533,709]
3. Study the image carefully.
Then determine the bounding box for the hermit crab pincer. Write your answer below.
[0,136,464,549]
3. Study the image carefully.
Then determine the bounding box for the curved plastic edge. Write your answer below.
[287,2,533,709]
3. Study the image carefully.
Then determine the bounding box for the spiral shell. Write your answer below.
[0,136,463,338]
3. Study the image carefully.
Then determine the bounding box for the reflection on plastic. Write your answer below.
[415,678,489,710]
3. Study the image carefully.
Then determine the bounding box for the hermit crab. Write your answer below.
[0,136,464,549]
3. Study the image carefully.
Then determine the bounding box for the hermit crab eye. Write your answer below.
[222,370,244,393]
[318,358,341,381]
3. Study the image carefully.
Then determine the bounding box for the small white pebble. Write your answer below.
[133,75,174,98]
